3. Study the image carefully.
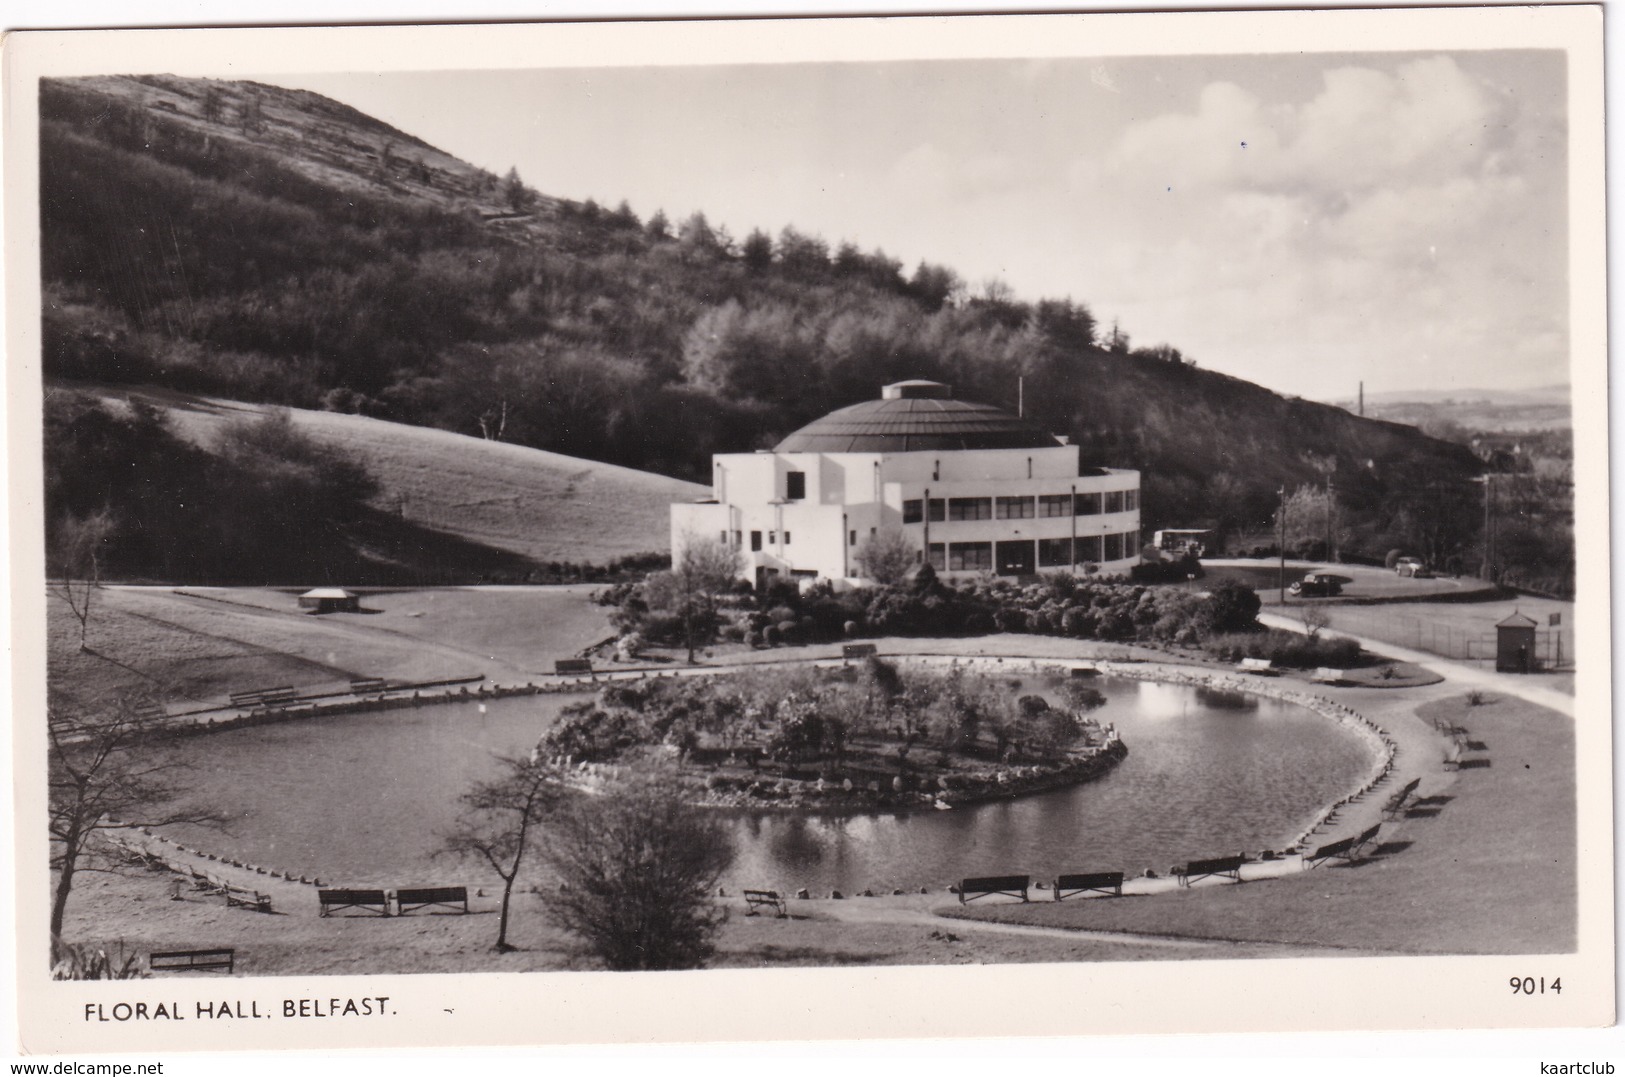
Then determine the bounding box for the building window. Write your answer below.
[949,497,992,521]
[785,471,806,500]
[850,530,857,546]
[1105,490,1125,514]
[1075,492,1102,516]
[903,499,923,524]
[784,531,791,545]
[1123,488,1139,511]
[768,531,776,545]
[720,530,728,545]
[1103,533,1123,561]
[927,498,945,522]
[927,543,945,571]
[1038,537,1072,567]
[733,530,742,546]
[949,542,992,571]
[1076,535,1103,563]
[1039,494,1072,518]
[751,530,763,552]
[996,496,1035,520]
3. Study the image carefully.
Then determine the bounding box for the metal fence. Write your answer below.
[1350,614,1570,669]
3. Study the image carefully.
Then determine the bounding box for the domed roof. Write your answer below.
[774,381,1061,454]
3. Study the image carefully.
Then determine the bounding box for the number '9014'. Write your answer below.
[1511,976,1561,994]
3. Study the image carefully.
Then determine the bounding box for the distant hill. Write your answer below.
[1329,386,1572,434]
[39,73,1488,571]
[78,385,705,572]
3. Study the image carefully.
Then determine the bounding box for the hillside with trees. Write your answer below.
[40,74,1531,586]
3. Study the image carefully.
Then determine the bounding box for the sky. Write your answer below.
[277,49,1569,401]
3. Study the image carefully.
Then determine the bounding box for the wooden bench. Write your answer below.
[394,886,469,915]
[150,948,234,974]
[1383,777,1422,819]
[554,658,593,675]
[957,874,1030,904]
[349,677,387,694]
[1311,667,1345,684]
[258,686,297,705]
[1305,823,1382,869]
[224,885,272,913]
[1236,658,1276,676]
[742,889,788,917]
[1053,871,1124,900]
[841,643,878,660]
[228,690,264,708]
[317,888,391,917]
[1178,855,1246,887]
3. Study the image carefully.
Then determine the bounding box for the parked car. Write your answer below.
[1394,557,1430,578]
[1289,572,1349,597]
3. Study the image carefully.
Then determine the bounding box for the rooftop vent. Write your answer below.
[881,380,951,400]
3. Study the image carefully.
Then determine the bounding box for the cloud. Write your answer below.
[1068,55,1564,395]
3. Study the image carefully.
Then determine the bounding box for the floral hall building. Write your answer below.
[670,380,1142,588]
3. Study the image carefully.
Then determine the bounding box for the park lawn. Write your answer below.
[47,585,615,706]
[56,859,1259,978]
[944,692,1575,956]
[84,385,705,565]
[1320,597,1573,670]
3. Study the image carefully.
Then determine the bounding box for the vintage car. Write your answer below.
[1288,572,1350,597]
[1394,556,1431,578]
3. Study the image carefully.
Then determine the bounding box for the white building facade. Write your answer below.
[671,380,1141,588]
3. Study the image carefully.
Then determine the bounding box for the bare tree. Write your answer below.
[51,509,114,652]
[1298,603,1333,641]
[671,533,744,664]
[854,527,917,586]
[440,755,563,952]
[49,696,222,957]
[543,765,734,971]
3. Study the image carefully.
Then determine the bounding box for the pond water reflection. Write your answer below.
[163,676,1372,893]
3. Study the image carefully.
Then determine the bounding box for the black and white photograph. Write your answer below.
[3,6,1611,1055]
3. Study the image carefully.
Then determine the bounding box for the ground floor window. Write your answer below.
[1038,537,1072,567]
[1076,535,1103,563]
[949,541,992,571]
[926,543,945,571]
[1103,532,1123,560]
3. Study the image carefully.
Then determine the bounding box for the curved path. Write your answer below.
[1258,611,1575,717]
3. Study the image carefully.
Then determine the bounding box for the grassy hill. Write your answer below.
[39,73,1491,575]
[75,385,705,575]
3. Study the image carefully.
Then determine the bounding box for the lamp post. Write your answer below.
[1277,485,1288,604]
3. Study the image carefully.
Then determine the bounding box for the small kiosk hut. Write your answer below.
[1495,610,1539,673]
[298,587,360,614]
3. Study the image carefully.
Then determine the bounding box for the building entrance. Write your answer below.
[995,540,1036,576]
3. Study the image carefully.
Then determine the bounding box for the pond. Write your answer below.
[160,676,1373,894]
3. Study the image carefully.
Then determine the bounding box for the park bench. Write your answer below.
[842,643,878,660]
[228,690,264,708]
[1306,824,1383,868]
[224,885,272,913]
[258,686,297,705]
[1053,871,1124,900]
[1311,667,1345,685]
[1236,658,1276,676]
[317,888,391,917]
[349,677,387,694]
[150,948,234,974]
[554,658,593,675]
[742,889,788,917]
[957,874,1030,904]
[393,886,469,915]
[1178,855,1247,887]
[1383,777,1422,819]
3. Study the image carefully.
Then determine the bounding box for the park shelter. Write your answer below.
[298,587,360,613]
[671,380,1142,588]
[1495,610,1539,673]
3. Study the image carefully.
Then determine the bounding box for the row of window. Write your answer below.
[924,533,1139,571]
[903,490,1138,523]
[723,530,792,551]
